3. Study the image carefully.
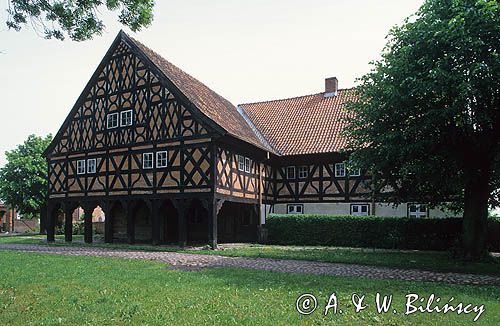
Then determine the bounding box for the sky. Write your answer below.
[0,0,425,166]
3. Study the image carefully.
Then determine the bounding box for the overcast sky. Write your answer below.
[0,0,424,166]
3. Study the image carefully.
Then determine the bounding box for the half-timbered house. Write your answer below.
[44,31,450,248]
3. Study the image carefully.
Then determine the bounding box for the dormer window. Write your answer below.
[120,110,133,127]
[107,112,119,129]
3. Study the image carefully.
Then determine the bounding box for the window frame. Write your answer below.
[286,166,296,179]
[287,204,304,214]
[143,152,154,169]
[298,166,309,179]
[408,203,428,218]
[349,168,361,177]
[87,158,96,174]
[244,157,251,173]
[106,112,119,129]
[351,204,369,216]
[238,155,246,172]
[334,162,346,177]
[120,109,133,127]
[156,151,168,168]
[76,159,86,175]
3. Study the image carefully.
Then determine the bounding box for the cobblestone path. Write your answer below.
[1,243,499,286]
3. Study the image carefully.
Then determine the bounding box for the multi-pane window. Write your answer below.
[298,166,308,179]
[334,163,346,177]
[287,204,304,214]
[87,158,96,174]
[120,110,133,127]
[76,160,86,175]
[408,204,428,218]
[107,112,119,129]
[287,166,296,179]
[244,157,251,173]
[156,151,168,168]
[351,204,369,216]
[143,153,154,169]
[349,168,361,177]
[238,155,246,172]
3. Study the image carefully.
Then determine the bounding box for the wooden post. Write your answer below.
[83,205,93,244]
[46,204,55,243]
[64,205,73,243]
[207,197,218,249]
[174,199,188,247]
[103,202,113,243]
[126,201,135,244]
[151,200,160,245]
[39,204,47,235]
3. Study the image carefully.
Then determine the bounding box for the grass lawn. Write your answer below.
[0,251,499,325]
[1,234,499,276]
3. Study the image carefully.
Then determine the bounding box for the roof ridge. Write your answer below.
[239,88,354,106]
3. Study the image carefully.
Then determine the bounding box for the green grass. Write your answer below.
[1,234,499,276]
[0,251,499,325]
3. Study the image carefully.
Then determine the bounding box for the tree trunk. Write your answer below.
[462,164,491,261]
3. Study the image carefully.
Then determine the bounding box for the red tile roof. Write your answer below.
[239,90,357,156]
[126,34,272,152]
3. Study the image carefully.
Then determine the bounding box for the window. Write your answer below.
[120,110,133,127]
[87,158,96,174]
[298,166,308,179]
[408,204,428,218]
[351,204,369,216]
[334,162,346,177]
[287,204,304,214]
[349,168,361,177]
[245,157,251,173]
[287,166,296,179]
[156,151,168,168]
[143,152,154,169]
[238,155,245,171]
[107,112,119,129]
[76,160,86,175]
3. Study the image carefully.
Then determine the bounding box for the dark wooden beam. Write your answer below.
[64,205,73,243]
[46,204,55,243]
[151,199,160,245]
[103,201,113,243]
[126,200,135,244]
[83,204,93,244]
[207,197,218,249]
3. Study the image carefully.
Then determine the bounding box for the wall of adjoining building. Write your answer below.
[272,202,456,218]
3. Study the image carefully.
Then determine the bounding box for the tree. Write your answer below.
[345,0,499,260]
[0,134,52,218]
[6,0,154,41]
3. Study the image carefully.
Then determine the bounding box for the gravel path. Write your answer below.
[1,243,499,286]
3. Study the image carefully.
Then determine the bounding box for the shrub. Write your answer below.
[266,214,500,251]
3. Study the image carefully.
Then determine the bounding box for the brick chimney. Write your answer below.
[324,77,338,97]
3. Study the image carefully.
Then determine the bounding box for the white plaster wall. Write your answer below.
[260,204,273,224]
[270,202,457,220]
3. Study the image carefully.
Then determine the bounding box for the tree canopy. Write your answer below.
[0,134,52,218]
[345,0,499,259]
[6,0,154,41]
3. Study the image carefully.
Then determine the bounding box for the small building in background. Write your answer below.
[0,201,18,233]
